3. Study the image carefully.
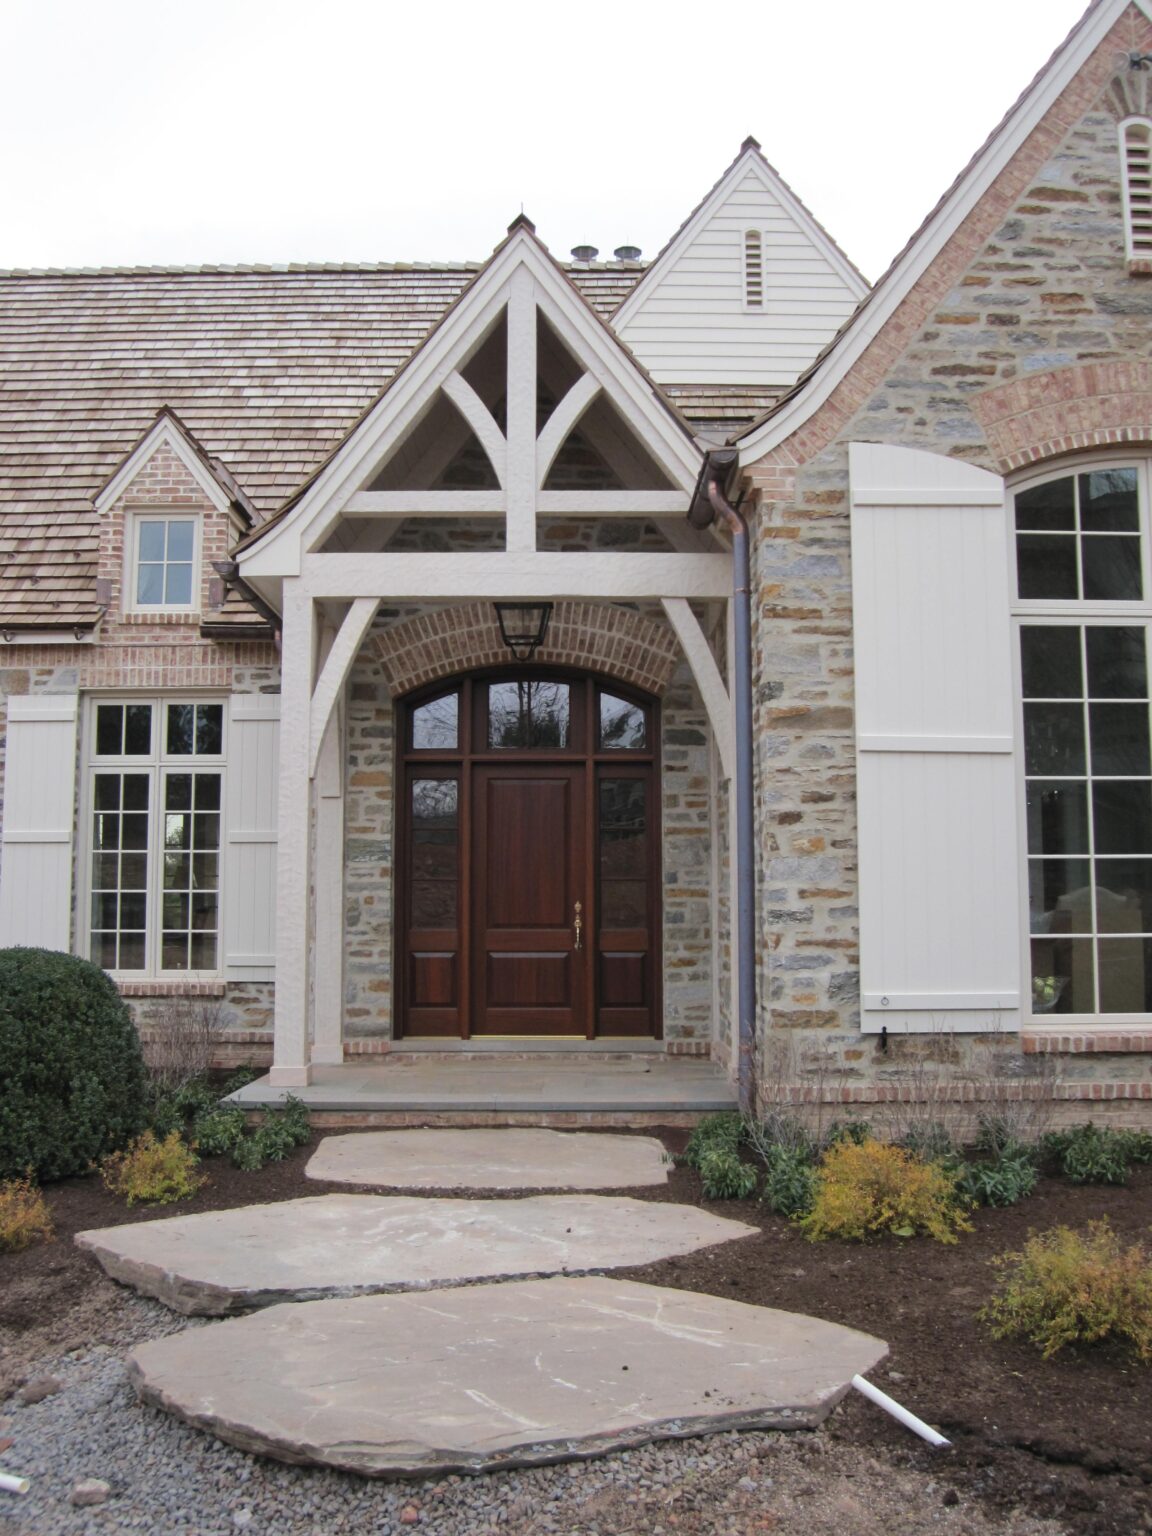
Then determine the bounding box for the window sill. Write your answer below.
[1023,1028,1152,1053]
[120,611,201,625]
[116,979,227,997]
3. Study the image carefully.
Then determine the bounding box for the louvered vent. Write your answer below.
[743,229,764,308]
[1122,118,1152,266]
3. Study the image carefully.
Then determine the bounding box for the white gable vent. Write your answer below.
[743,229,764,308]
[1121,117,1152,268]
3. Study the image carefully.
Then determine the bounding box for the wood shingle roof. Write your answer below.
[0,260,759,627]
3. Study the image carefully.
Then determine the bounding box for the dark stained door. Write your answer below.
[470,763,588,1036]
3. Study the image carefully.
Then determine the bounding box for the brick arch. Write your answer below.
[972,362,1152,474]
[372,600,681,697]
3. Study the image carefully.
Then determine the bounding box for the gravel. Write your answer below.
[0,1292,1065,1536]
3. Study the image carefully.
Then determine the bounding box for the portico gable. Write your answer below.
[236,221,740,1084]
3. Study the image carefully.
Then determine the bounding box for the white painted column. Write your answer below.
[505,267,537,555]
[270,581,316,1086]
[311,626,346,1067]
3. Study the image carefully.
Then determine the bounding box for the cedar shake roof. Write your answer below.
[0,258,737,627]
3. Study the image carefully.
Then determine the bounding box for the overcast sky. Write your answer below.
[3,0,1093,281]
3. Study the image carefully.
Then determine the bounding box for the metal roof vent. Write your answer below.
[570,244,599,261]
[614,245,642,261]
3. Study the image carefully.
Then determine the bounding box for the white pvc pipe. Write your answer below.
[0,1471,30,1496]
[851,1374,951,1448]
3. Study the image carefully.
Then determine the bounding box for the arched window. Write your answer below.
[1013,459,1152,1019]
[1121,118,1152,269]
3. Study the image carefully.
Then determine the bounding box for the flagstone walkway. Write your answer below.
[77,1130,888,1477]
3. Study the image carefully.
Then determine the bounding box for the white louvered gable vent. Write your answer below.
[743,229,764,308]
[1122,118,1152,267]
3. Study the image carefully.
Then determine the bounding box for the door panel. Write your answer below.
[472,764,587,1035]
[397,673,661,1040]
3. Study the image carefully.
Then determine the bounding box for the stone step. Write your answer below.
[76,1194,756,1315]
[304,1129,670,1190]
[128,1276,889,1478]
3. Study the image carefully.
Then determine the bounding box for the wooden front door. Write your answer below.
[396,670,660,1040]
[471,764,587,1036]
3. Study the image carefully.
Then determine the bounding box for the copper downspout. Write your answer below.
[689,449,757,1117]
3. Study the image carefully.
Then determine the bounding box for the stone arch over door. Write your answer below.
[371,601,681,697]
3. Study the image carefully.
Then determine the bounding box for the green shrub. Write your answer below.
[191,1105,247,1157]
[960,1149,1039,1208]
[101,1131,204,1206]
[680,1112,744,1169]
[1043,1123,1135,1185]
[0,1175,54,1252]
[824,1118,872,1149]
[698,1146,757,1200]
[276,1095,312,1148]
[0,948,147,1181]
[982,1220,1152,1360]
[897,1122,957,1162]
[800,1137,973,1245]
[760,1145,818,1217]
[231,1135,266,1172]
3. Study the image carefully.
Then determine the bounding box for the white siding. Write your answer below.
[223,693,280,981]
[616,165,866,387]
[0,694,79,951]
[849,443,1020,1033]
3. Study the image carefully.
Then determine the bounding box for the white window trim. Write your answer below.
[124,509,202,615]
[80,695,227,980]
[1010,456,1152,1028]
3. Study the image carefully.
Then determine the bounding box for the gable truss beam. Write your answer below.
[536,373,601,487]
[299,551,731,601]
[442,371,507,487]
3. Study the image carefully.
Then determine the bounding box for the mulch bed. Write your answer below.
[2,1131,1151,1536]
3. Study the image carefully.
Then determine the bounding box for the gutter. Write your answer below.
[212,561,283,633]
[687,447,757,1117]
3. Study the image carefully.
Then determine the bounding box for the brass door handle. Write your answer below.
[573,901,583,951]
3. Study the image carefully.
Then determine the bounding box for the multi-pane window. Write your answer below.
[88,699,224,974]
[133,516,196,607]
[1015,461,1152,1019]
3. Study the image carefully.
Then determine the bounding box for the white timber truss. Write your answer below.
[237,223,738,1083]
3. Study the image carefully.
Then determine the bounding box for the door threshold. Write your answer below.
[386,1037,666,1054]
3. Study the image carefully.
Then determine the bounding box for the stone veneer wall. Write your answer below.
[340,594,720,1051]
[0,444,280,1050]
[743,18,1152,1114]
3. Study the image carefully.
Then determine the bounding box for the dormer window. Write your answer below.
[130,514,198,610]
[743,229,764,308]
[1121,117,1152,270]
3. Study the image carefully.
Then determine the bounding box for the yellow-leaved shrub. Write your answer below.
[0,1175,53,1252]
[800,1137,973,1244]
[100,1130,205,1206]
[981,1220,1152,1360]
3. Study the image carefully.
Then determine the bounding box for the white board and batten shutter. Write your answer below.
[0,694,80,951]
[223,693,280,981]
[849,443,1020,1033]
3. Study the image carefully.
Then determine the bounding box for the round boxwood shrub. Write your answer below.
[0,947,147,1180]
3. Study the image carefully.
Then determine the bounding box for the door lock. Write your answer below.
[573,900,583,951]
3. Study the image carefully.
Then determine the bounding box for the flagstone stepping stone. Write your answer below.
[129,1276,888,1477]
[305,1128,670,1190]
[76,1194,755,1315]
